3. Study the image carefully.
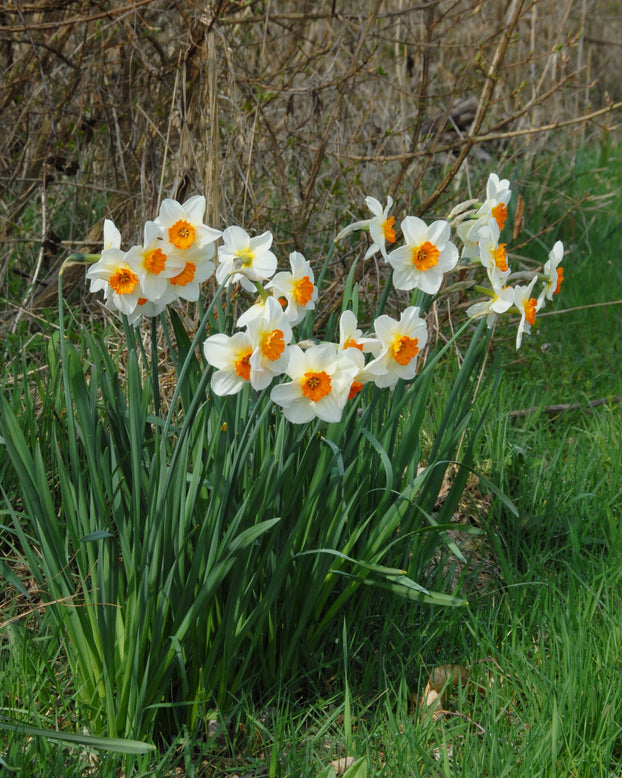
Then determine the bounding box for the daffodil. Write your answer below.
[103,218,122,250]
[216,226,278,292]
[474,220,511,287]
[466,277,515,328]
[245,296,293,390]
[387,217,458,294]
[457,173,512,259]
[86,247,143,315]
[166,243,216,303]
[270,343,361,423]
[152,196,220,302]
[334,195,396,261]
[485,173,511,208]
[125,221,187,302]
[338,310,378,354]
[203,330,254,395]
[364,306,428,389]
[266,251,318,325]
[126,297,168,326]
[155,195,221,252]
[235,300,267,328]
[538,240,564,307]
[514,276,539,349]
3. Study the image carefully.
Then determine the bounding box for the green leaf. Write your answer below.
[476,471,519,517]
[0,719,156,754]
[0,754,19,772]
[332,571,467,606]
[80,530,115,542]
[296,548,407,577]
[227,518,281,553]
[360,427,394,494]
[343,757,369,778]
[0,559,30,599]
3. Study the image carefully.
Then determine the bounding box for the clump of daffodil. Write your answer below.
[86,171,567,427]
[86,197,221,318]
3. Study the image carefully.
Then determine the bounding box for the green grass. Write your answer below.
[2,143,622,776]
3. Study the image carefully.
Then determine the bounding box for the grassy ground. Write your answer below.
[2,142,622,775]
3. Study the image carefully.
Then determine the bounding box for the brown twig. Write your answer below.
[509,396,621,419]
[0,0,160,33]
[415,0,528,215]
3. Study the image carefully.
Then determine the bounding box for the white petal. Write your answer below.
[212,369,246,396]
[182,195,206,222]
[364,196,383,216]
[401,216,427,245]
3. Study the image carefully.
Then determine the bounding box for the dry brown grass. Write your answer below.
[1,0,621,327]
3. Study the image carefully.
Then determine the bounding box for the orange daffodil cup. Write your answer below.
[86,175,566,424]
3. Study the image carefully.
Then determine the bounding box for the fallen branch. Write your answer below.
[510,395,621,419]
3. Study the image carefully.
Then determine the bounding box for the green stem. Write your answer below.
[150,316,161,419]
[473,284,496,298]
[253,280,270,302]
[59,253,101,274]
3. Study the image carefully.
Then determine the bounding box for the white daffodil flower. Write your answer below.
[457,173,512,259]
[86,248,143,316]
[334,195,396,261]
[267,251,318,325]
[102,218,122,250]
[203,330,254,396]
[338,310,379,354]
[166,242,216,303]
[125,221,187,303]
[216,226,278,293]
[155,195,221,252]
[270,343,361,424]
[538,240,565,308]
[474,220,511,288]
[125,297,168,326]
[245,296,293,390]
[364,306,428,389]
[387,216,458,294]
[514,276,539,350]
[466,278,515,328]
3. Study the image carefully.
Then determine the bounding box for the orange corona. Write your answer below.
[170,263,196,287]
[301,371,332,402]
[343,337,364,352]
[235,351,252,380]
[109,267,139,295]
[261,329,285,361]
[293,275,314,306]
[392,335,419,366]
[412,241,439,271]
[492,202,507,231]
[383,216,396,243]
[524,298,537,326]
[348,380,364,400]
[492,243,508,272]
[144,247,167,274]
[168,219,196,249]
